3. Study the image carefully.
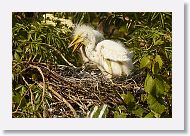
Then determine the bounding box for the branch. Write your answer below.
[39,43,77,68]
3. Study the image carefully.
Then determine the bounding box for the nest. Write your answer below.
[15,62,145,118]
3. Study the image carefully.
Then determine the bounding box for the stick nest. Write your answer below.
[14,62,145,118]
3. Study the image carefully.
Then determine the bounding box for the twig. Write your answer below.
[22,76,35,111]
[38,82,77,117]
[39,43,77,68]
[29,64,46,106]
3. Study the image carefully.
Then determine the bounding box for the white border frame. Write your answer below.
[0,0,184,130]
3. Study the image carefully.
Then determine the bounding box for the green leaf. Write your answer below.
[21,86,27,96]
[12,92,21,104]
[154,39,164,45]
[16,47,23,53]
[28,33,31,40]
[15,85,23,91]
[144,74,155,93]
[121,92,135,104]
[152,62,159,74]
[155,55,163,69]
[147,94,156,105]
[132,107,145,117]
[145,112,155,118]
[119,25,126,33]
[14,52,20,61]
[141,94,147,102]
[152,111,162,118]
[151,12,159,21]
[140,55,151,69]
[34,93,41,104]
[147,95,166,116]
[155,78,165,96]
[116,105,127,111]
[160,13,165,28]
[114,111,127,118]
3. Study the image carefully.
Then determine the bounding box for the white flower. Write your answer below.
[58,18,74,28]
[43,13,55,20]
[42,20,56,27]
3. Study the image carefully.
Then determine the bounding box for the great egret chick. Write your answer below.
[69,24,133,78]
[69,25,104,64]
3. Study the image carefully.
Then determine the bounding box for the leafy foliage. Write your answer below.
[12,12,172,118]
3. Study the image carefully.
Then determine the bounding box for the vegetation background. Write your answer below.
[12,12,172,118]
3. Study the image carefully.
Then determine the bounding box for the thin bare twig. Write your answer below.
[38,83,77,117]
[39,43,77,68]
[29,64,46,106]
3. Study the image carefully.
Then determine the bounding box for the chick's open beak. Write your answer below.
[68,35,83,52]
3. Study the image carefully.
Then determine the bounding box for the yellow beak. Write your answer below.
[68,35,83,52]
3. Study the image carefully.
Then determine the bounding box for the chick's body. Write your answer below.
[69,25,133,78]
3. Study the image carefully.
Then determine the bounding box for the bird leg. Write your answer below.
[81,61,98,73]
[97,65,112,79]
[81,61,91,71]
[96,64,118,86]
